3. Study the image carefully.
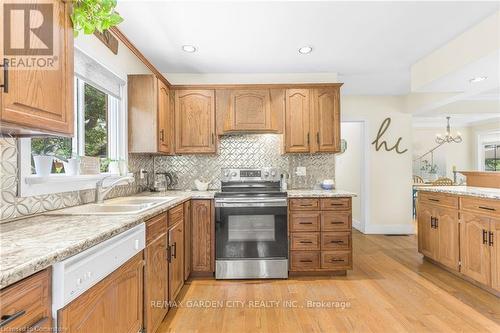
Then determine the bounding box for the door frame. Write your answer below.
[337,119,370,233]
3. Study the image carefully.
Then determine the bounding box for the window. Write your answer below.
[483,144,500,171]
[30,78,121,174]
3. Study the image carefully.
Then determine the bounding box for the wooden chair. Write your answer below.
[431,177,454,186]
[413,175,424,184]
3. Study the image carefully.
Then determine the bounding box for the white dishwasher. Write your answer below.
[52,223,145,322]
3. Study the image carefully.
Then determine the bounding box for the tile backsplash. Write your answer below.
[1,134,335,223]
[154,134,335,190]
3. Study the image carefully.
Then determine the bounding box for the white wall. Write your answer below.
[335,122,362,227]
[74,33,151,80]
[341,96,414,234]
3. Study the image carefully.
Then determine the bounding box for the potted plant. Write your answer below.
[71,0,124,37]
[31,139,57,176]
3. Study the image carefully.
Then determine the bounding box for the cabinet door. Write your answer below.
[157,80,172,154]
[284,89,310,153]
[169,222,184,301]
[460,212,490,286]
[184,200,192,280]
[144,235,168,333]
[229,90,271,130]
[436,207,459,270]
[417,204,436,259]
[191,200,214,273]
[1,0,73,135]
[312,88,340,153]
[490,218,500,292]
[59,253,143,333]
[175,90,215,153]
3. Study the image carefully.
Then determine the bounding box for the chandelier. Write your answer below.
[435,116,462,144]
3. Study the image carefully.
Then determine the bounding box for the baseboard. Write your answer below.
[363,223,416,235]
[352,219,364,233]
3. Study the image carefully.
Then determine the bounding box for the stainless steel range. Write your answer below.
[215,168,288,279]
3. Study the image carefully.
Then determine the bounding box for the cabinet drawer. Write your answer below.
[290,233,320,250]
[419,192,458,208]
[290,212,320,232]
[289,199,319,211]
[321,232,351,250]
[146,213,167,245]
[168,204,184,227]
[321,211,351,231]
[0,269,52,331]
[290,251,320,270]
[321,251,352,269]
[320,198,351,210]
[461,197,500,216]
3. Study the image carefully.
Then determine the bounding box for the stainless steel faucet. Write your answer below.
[95,175,135,203]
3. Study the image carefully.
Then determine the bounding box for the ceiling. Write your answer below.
[116,1,499,95]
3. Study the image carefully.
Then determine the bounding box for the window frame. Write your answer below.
[476,130,500,172]
[18,77,128,197]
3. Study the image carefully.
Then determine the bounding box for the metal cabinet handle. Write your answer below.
[0,59,8,93]
[428,198,440,202]
[489,231,494,246]
[430,217,435,228]
[300,204,314,207]
[330,240,344,244]
[166,246,171,262]
[172,242,177,259]
[330,259,344,262]
[299,260,313,263]
[299,222,313,224]
[0,310,26,328]
[27,316,48,332]
[479,206,496,211]
[307,133,310,145]
[316,132,320,144]
[482,229,488,244]
[160,129,165,142]
[329,203,344,206]
[330,221,344,224]
[299,241,313,244]
[435,217,439,228]
[211,133,215,144]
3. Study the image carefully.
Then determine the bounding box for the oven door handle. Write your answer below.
[215,200,287,208]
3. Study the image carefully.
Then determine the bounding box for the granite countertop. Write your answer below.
[416,186,500,200]
[0,188,354,289]
[287,189,357,197]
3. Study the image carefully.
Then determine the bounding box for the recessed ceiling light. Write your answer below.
[182,45,197,53]
[469,76,487,83]
[298,46,313,54]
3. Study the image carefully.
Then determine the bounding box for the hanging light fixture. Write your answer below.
[435,116,462,144]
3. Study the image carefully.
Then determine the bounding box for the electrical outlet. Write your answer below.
[296,167,306,176]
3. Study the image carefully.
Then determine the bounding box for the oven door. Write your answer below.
[215,198,288,260]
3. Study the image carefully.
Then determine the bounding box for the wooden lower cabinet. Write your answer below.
[144,214,168,333]
[58,252,143,333]
[417,192,499,294]
[169,221,184,301]
[460,212,491,286]
[184,200,192,280]
[289,197,353,273]
[191,200,214,273]
[0,269,52,331]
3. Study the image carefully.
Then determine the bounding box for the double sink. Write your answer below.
[51,196,176,215]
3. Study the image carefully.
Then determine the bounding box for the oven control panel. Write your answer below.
[221,168,281,182]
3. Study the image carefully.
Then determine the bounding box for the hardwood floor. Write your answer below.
[158,231,500,333]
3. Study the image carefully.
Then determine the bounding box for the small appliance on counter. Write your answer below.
[320,179,335,190]
[215,167,288,279]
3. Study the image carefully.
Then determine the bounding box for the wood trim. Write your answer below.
[172,83,344,90]
[109,27,170,87]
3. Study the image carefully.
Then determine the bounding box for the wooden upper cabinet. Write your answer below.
[158,80,172,154]
[284,89,310,153]
[0,0,73,136]
[128,75,173,154]
[460,212,491,286]
[191,200,214,273]
[175,90,216,154]
[312,88,340,153]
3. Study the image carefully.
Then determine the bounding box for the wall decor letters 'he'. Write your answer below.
[372,117,408,154]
